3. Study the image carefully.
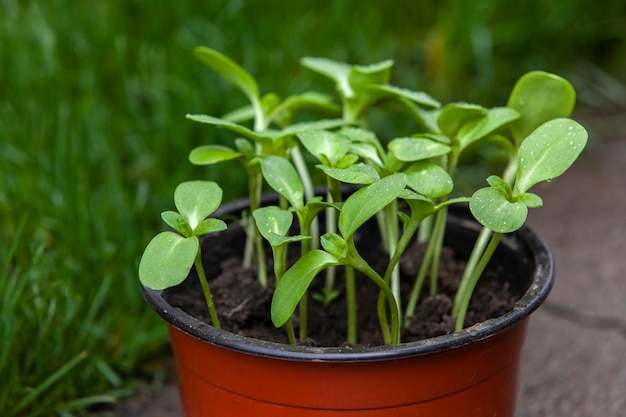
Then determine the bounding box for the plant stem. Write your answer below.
[347,239,400,344]
[323,178,342,305]
[345,266,357,344]
[273,245,298,345]
[452,227,493,316]
[404,214,444,327]
[384,201,401,316]
[429,207,448,295]
[194,251,221,329]
[454,232,502,331]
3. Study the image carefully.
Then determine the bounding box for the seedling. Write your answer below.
[139,48,587,345]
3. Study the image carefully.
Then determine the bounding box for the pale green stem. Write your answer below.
[454,233,503,331]
[345,266,357,344]
[348,239,400,345]
[194,251,221,329]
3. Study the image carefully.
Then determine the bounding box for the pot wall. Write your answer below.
[170,320,528,416]
[143,201,553,417]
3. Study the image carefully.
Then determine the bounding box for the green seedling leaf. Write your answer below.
[194,218,227,236]
[470,187,527,233]
[414,132,451,145]
[321,233,348,260]
[189,145,242,165]
[281,118,347,137]
[139,232,199,290]
[252,206,293,247]
[259,156,304,209]
[486,175,512,198]
[389,137,451,162]
[508,71,576,145]
[437,103,487,138]
[339,173,407,238]
[222,104,255,124]
[186,114,270,146]
[298,130,351,167]
[234,138,255,157]
[193,47,259,106]
[456,107,520,151]
[161,211,192,237]
[301,57,353,98]
[352,60,394,81]
[515,192,543,208]
[270,91,341,122]
[515,118,587,193]
[317,163,380,185]
[365,84,441,109]
[174,181,223,231]
[271,250,338,327]
[349,143,384,167]
[336,154,359,169]
[404,161,453,198]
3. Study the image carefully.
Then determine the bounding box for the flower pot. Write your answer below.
[142,197,553,417]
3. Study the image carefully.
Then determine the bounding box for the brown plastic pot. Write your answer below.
[142,200,553,417]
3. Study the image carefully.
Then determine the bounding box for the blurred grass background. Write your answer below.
[1,0,625,415]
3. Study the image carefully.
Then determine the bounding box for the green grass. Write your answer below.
[1,0,624,415]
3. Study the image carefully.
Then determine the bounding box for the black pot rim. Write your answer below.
[142,200,554,363]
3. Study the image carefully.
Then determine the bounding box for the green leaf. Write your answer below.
[486,175,512,198]
[298,130,351,167]
[252,206,293,247]
[317,163,380,185]
[388,137,451,162]
[365,84,441,108]
[349,143,384,167]
[139,232,199,290]
[161,211,192,237]
[470,187,527,233]
[339,173,407,238]
[507,71,576,145]
[350,60,394,89]
[320,233,348,260]
[515,118,587,193]
[259,156,304,209]
[186,114,270,146]
[194,218,227,236]
[301,57,353,98]
[515,192,543,208]
[271,250,338,327]
[269,91,341,122]
[174,181,223,231]
[189,145,242,165]
[456,107,520,151]
[437,103,487,138]
[404,161,453,198]
[193,47,259,106]
[281,118,347,137]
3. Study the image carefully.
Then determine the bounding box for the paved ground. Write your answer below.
[108,136,626,417]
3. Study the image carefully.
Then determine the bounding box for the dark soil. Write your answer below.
[164,219,517,347]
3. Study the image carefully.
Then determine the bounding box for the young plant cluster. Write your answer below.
[139,47,587,345]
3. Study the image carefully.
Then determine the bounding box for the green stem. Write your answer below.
[452,227,493,316]
[345,266,357,344]
[348,239,400,345]
[404,215,442,327]
[384,201,401,315]
[323,178,342,305]
[429,207,448,296]
[194,251,221,329]
[273,245,297,345]
[454,233,502,331]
